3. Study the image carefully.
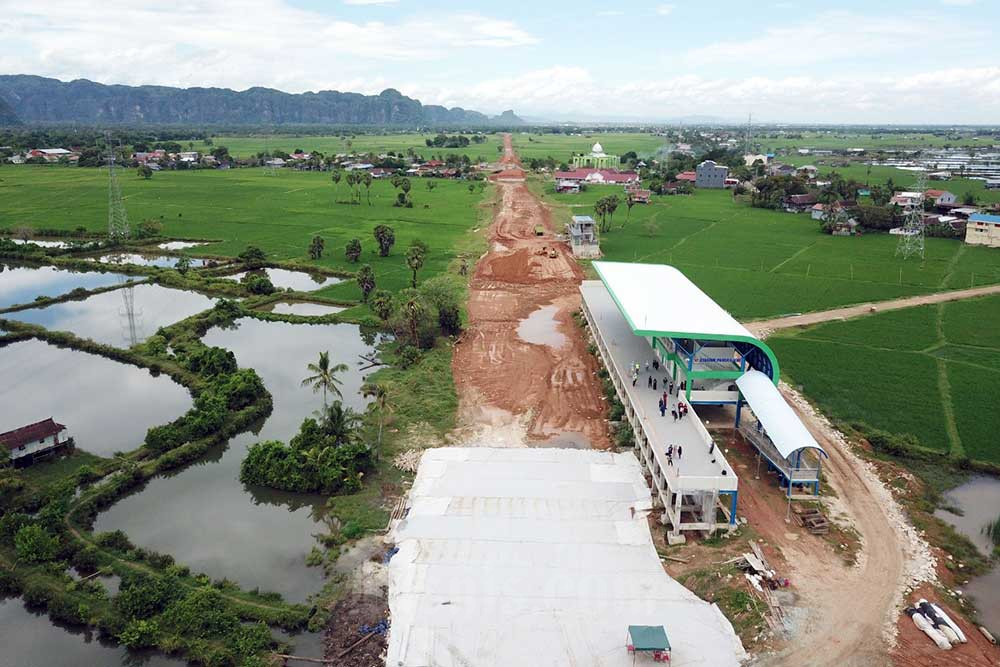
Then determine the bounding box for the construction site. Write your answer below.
[377,136,1000,666]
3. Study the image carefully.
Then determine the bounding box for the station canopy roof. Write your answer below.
[592,262,779,379]
[735,370,827,460]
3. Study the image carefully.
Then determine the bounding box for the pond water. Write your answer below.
[517,304,567,349]
[0,262,130,310]
[265,301,346,317]
[0,338,192,457]
[0,598,183,667]
[4,284,216,347]
[95,317,376,602]
[158,241,206,250]
[7,238,73,248]
[934,475,1000,633]
[91,253,210,269]
[224,268,342,292]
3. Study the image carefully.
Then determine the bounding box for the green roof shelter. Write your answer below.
[626,624,671,663]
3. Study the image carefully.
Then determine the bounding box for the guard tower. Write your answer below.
[567,215,601,258]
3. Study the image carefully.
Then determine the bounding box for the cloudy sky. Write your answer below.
[1,0,998,123]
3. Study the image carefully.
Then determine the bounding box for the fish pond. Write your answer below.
[224,268,342,292]
[95,317,376,601]
[0,262,130,310]
[935,475,1000,633]
[3,283,216,347]
[263,301,346,317]
[0,338,193,457]
[90,252,212,269]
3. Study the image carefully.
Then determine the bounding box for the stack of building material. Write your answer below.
[792,505,829,534]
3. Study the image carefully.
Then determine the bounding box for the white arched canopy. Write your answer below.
[736,370,828,460]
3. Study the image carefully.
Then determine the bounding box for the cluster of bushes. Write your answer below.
[241,402,372,494]
[138,341,263,454]
[368,274,463,358]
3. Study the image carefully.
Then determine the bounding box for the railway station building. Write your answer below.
[580,261,827,538]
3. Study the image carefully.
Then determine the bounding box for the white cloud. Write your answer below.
[0,0,536,92]
[655,4,675,15]
[408,65,1000,123]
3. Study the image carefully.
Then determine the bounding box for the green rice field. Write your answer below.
[759,131,998,152]
[0,166,490,299]
[510,132,668,161]
[540,185,1000,319]
[208,132,501,160]
[769,294,1000,466]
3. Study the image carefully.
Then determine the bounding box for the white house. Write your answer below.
[2,418,71,464]
[965,213,1000,248]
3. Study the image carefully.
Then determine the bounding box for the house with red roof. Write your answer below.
[2,418,71,465]
[553,168,640,185]
[924,189,957,207]
[675,171,697,183]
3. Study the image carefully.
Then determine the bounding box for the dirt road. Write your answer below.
[745,283,1000,337]
[451,134,609,448]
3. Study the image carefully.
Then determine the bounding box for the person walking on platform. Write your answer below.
[653,378,657,391]
[658,399,666,417]
[647,375,652,389]
[671,408,678,422]
[677,445,683,459]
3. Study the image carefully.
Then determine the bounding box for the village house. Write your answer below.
[27,148,77,163]
[553,168,640,186]
[768,163,797,178]
[695,160,728,188]
[965,213,1000,248]
[675,171,697,183]
[178,151,200,162]
[2,418,72,465]
[556,179,581,194]
[889,191,923,210]
[784,193,818,212]
[566,215,600,258]
[985,178,1000,190]
[811,200,857,221]
[626,186,651,204]
[925,189,957,207]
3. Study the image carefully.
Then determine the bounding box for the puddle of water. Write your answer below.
[92,253,210,269]
[0,338,193,457]
[95,318,375,601]
[4,284,215,347]
[516,304,567,349]
[0,597,183,666]
[0,262,129,310]
[266,301,346,317]
[224,268,342,292]
[935,475,1000,632]
[158,241,206,250]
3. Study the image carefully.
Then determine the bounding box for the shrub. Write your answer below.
[242,273,275,295]
[22,581,52,607]
[95,530,134,553]
[119,619,160,648]
[115,571,182,620]
[71,546,101,574]
[0,568,24,596]
[14,524,59,563]
[75,464,102,486]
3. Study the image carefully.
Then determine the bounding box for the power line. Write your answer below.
[106,131,131,240]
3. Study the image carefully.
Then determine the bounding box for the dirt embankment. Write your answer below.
[451,134,609,448]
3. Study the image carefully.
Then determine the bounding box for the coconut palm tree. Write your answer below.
[301,351,348,409]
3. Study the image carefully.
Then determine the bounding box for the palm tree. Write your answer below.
[321,400,361,443]
[301,351,348,409]
[362,382,392,455]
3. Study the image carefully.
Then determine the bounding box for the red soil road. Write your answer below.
[451,134,610,448]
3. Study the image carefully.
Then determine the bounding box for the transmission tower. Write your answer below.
[106,132,131,240]
[745,113,753,156]
[118,279,142,346]
[895,171,926,260]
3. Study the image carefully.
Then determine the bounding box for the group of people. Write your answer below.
[665,444,683,466]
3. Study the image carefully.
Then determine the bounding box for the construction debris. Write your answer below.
[792,504,830,534]
[734,541,790,636]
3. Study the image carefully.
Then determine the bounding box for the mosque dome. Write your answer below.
[591,142,605,155]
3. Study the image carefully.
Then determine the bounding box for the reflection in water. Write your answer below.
[517,304,568,349]
[0,263,129,310]
[93,253,211,268]
[0,598,183,666]
[224,268,342,292]
[0,339,192,456]
[7,238,73,248]
[4,284,215,347]
[96,318,375,601]
[266,301,346,317]
[935,476,1000,633]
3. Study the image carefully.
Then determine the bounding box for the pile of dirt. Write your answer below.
[322,594,389,667]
